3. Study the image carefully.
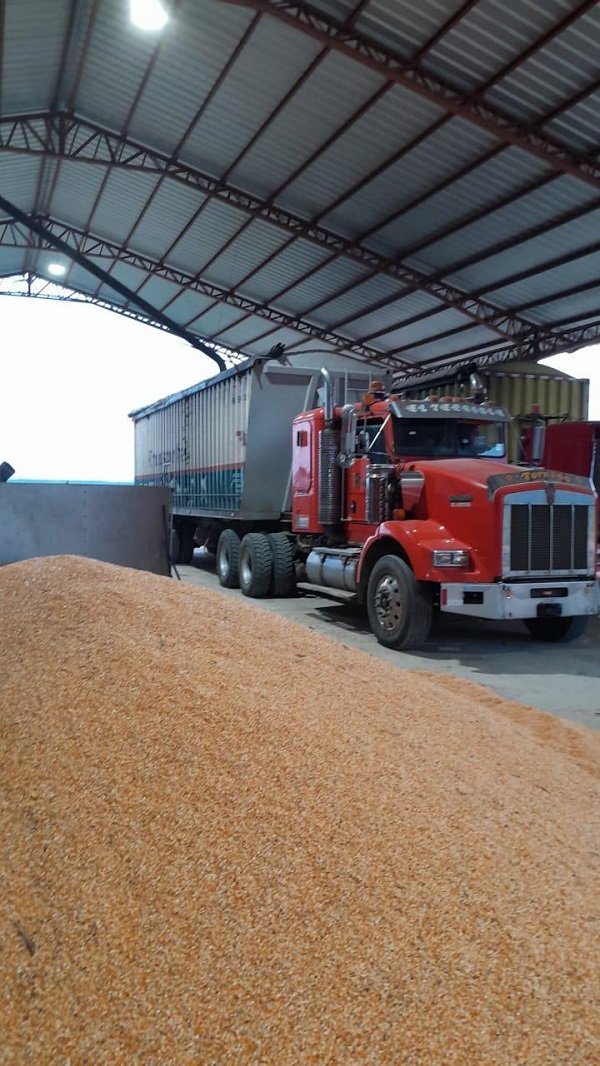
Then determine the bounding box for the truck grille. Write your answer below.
[508,503,590,574]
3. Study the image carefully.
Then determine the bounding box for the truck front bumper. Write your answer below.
[440,579,599,620]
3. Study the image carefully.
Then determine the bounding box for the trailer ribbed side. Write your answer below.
[131,361,375,520]
[133,369,251,512]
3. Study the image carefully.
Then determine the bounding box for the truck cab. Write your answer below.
[291,374,599,650]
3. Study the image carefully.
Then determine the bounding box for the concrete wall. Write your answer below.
[0,484,171,575]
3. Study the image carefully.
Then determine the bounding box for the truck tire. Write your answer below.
[524,615,589,642]
[216,529,241,588]
[239,533,273,598]
[367,555,432,651]
[172,524,195,564]
[267,533,296,596]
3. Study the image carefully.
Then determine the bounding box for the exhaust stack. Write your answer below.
[318,368,340,527]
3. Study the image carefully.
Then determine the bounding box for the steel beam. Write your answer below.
[0,217,399,367]
[220,0,600,190]
[0,196,226,370]
[162,1,591,335]
[410,0,481,62]
[0,273,245,365]
[0,112,538,338]
[392,315,600,383]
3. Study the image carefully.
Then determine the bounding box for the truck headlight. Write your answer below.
[432,549,470,567]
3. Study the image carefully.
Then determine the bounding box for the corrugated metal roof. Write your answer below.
[2,0,600,377]
[278,83,444,220]
[448,205,600,291]
[356,0,465,60]
[89,170,162,243]
[0,157,43,213]
[485,248,600,307]
[420,0,578,93]
[128,0,258,156]
[181,16,323,181]
[48,161,110,230]
[413,173,599,271]
[323,117,499,240]
[486,6,600,126]
[244,246,367,307]
[317,282,440,332]
[545,86,600,153]
[230,51,387,205]
[1,0,70,113]
[169,199,243,275]
[371,148,552,257]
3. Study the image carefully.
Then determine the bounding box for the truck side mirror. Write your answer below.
[337,404,358,468]
[531,422,545,464]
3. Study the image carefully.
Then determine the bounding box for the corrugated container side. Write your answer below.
[404,362,589,463]
[132,361,374,519]
[486,365,589,461]
[134,369,252,513]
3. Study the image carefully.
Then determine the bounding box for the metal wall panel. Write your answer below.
[489,363,588,412]
[486,363,588,462]
[406,361,589,462]
[0,484,170,574]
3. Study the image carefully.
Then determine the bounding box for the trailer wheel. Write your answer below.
[172,523,195,564]
[239,533,273,598]
[367,555,432,650]
[216,529,241,588]
[524,616,589,642]
[267,533,296,596]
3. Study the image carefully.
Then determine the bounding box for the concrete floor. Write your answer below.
[177,555,600,732]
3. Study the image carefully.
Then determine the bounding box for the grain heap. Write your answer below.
[1,556,599,1064]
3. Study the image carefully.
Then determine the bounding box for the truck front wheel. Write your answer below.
[524,616,589,642]
[367,556,432,651]
[216,529,241,588]
[239,533,273,598]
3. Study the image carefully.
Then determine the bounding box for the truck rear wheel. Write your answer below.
[239,533,273,598]
[216,529,241,588]
[367,555,432,651]
[267,533,296,596]
[524,616,589,642]
[172,523,195,565]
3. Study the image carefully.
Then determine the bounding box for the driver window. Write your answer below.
[358,421,387,462]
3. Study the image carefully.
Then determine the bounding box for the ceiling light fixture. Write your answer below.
[129,0,169,32]
[47,262,67,277]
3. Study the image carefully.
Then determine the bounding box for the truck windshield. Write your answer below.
[393,418,505,459]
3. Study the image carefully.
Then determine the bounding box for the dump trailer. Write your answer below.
[131,358,377,561]
[132,363,599,649]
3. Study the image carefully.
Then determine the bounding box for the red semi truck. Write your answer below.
[215,371,598,648]
[133,364,599,649]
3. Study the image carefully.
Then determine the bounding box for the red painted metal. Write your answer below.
[291,412,321,532]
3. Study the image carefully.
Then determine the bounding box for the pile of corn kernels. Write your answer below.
[1,555,599,1063]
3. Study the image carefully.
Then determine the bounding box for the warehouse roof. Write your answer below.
[2,0,600,380]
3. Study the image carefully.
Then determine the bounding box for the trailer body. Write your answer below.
[131,358,375,553]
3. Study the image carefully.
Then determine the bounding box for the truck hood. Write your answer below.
[401,458,519,581]
[404,457,515,497]
[406,457,594,498]
[399,458,594,582]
